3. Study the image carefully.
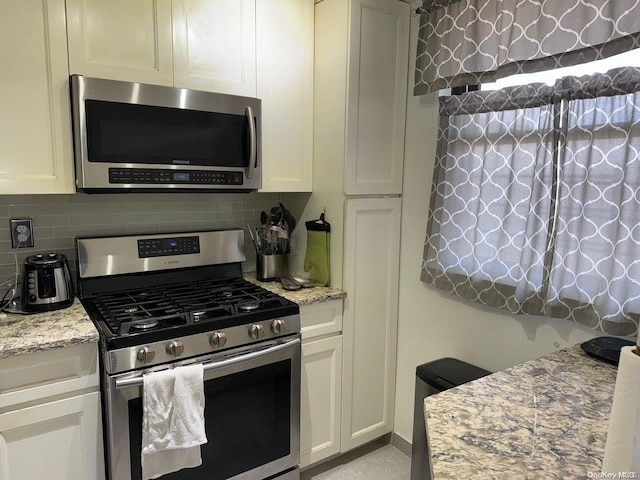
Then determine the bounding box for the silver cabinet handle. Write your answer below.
[245,106,257,179]
[115,338,300,390]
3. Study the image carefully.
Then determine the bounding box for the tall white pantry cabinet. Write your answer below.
[286,0,409,462]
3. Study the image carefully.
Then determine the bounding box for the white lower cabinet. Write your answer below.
[0,392,104,480]
[0,343,105,480]
[299,299,343,469]
[301,335,342,468]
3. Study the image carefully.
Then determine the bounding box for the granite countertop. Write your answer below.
[0,277,345,359]
[424,344,618,479]
[245,273,346,305]
[0,299,99,359]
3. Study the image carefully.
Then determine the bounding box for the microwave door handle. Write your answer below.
[245,106,257,180]
[114,337,300,390]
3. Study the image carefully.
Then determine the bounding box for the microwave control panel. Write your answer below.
[109,168,243,186]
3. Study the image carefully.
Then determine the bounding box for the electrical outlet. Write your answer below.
[10,218,34,248]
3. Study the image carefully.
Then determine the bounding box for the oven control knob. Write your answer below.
[137,346,156,364]
[271,319,286,334]
[166,340,184,357]
[209,332,227,348]
[249,324,265,339]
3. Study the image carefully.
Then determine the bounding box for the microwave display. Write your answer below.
[86,100,249,168]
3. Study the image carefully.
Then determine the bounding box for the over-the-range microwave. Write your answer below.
[70,75,261,193]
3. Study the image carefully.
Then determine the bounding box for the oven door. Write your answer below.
[103,335,301,480]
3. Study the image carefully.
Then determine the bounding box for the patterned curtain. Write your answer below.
[414,0,640,95]
[422,67,640,336]
[544,69,640,335]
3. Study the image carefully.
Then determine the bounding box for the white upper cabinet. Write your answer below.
[65,0,312,192]
[66,0,257,96]
[66,0,174,85]
[345,0,409,195]
[173,0,257,96]
[257,0,313,192]
[0,0,75,194]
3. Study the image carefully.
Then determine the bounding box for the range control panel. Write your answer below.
[137,236,200,258]
[109,168,243,186]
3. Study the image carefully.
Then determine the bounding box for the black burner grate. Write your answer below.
[90,278,288,335]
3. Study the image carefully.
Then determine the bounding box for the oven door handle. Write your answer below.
[114,338,300,390]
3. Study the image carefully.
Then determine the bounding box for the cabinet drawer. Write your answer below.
[0,343,99,410]
[300,300,343,340]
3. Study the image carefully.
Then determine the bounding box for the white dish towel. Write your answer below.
[141,363,207,480]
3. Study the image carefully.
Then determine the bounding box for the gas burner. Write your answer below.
[129,319,159,331]
[85,275,295,343]
[238,301,261,312]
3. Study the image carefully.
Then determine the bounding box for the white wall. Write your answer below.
[392,11,600,443]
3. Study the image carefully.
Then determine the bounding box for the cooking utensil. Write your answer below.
[247,224,258,253]
[270,203,296,236]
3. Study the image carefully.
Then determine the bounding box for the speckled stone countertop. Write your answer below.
[425,344,618,480]
[0,299,99,359]
[0,277,344,359]
[245,273,346,305]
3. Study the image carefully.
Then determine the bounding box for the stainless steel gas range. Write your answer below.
[76,229,301,480]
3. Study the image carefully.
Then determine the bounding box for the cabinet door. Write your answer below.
[0,392,105,480]
[341,197,400,451]
[173,0,257,96]
[66,0,174,85]
[344,0,409,195]
[257,0,313,192]
[301,335,342,468]
[0,0,74,194]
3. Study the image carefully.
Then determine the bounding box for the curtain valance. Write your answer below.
[414,0,640,95]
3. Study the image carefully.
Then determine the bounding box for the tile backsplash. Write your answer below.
[0,192,280,297]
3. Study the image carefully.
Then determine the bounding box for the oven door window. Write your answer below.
[85,100,250,168]
[128,359,291,480]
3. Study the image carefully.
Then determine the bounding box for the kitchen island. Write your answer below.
[424,344,618,479]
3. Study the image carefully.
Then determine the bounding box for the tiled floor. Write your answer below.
[300,443,411,480]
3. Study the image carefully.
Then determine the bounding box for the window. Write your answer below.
[422,65,640,336]
[482,49,640,90]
